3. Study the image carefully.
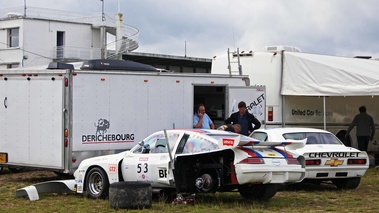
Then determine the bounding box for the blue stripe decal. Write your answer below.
[243,147,263,158]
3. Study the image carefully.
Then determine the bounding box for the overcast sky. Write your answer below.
[2,0,379,59]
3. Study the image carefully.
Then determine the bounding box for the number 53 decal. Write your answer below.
[137,163,148,173]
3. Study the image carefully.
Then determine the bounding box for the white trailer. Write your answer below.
[212,46,379,153]
[0,60,266,174]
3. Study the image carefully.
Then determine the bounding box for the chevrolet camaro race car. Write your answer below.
[74,129,306,201]
[250,128,369,189]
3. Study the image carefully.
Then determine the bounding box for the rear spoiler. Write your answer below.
[218,134,306,150]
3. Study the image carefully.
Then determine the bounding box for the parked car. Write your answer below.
[250,128,369,189]
[74,129,306,201]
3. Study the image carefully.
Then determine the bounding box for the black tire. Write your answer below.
[109,181,152,209]
[8,166,24,173]
[239,184,278,201]
[332,177,361,189]
[85,167,109,199]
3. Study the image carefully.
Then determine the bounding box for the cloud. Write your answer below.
[2,0,379,58]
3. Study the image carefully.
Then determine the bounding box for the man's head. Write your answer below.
[359,106,366,113]
[198,104,206,114]
[233,124,241,133]
[238,101,247,114]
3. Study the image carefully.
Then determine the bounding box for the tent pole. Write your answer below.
[323,96,326,130]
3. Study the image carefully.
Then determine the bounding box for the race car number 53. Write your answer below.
[137,163,148,173]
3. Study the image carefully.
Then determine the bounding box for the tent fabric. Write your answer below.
[281,52,379,96]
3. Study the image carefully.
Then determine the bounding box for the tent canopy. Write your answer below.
[281,52,379,96]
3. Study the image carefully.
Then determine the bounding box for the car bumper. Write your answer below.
[235,164,306,184]
[304,166,368,179]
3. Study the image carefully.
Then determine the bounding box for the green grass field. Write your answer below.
[1,167,379,212]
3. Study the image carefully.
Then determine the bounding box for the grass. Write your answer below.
[1,167,379,212]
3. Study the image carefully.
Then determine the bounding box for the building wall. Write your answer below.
[0,17,100,68]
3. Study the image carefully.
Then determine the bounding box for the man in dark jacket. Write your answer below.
[346,106,375,151]
[225,101,261,136]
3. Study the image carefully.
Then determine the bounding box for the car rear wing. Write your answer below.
[217,134,306,150]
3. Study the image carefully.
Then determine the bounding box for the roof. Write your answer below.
[281,52,379,96]
[122,52,212,72]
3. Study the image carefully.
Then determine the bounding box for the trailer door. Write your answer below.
[227,86,266,124]
[0,76,65,169]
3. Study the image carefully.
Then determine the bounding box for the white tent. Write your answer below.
[281,52,379,96]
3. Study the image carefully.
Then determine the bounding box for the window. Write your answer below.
[133,133,180,154]
[282,132,342,145]
[182,134,219,154]
[9,28,19,48]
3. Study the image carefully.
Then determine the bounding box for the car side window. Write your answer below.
[182,134,218,154]
[250,132,268,141]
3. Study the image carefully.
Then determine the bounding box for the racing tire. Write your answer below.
[85,167,109,199]
[109,181,152,209]
[332,177,361,189]
[8,166,24,173]
[239,184,278,201]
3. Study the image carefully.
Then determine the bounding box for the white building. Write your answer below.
[0,6,139,69]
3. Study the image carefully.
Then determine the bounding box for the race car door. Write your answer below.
[227,86,266,125]
[121,132,178,187]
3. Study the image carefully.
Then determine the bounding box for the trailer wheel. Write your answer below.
[239,184,278,201]
[332,177,361,189]
[86,167,109,199]
[109,181,152,209]
[8,166,24,173]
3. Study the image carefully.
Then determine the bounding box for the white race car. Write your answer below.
[250,128,369,189]
[74,129,306,201]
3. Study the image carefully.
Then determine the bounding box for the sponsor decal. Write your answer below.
[81,118,135,144]
[247,94,265,116]
[268,153,276,156]
[309,152,359,158]
[222,138,235,146]
[139,157,149,161]
[159,169,168,178]
[141,174,146,179]
[325,159,344,167]
[109,164,117,173]
[272,159,281,166]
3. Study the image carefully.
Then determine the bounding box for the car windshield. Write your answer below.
[282,132,342,145]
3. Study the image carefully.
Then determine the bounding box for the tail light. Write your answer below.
[64,128,69,147]
[268,106,273,121]
[286,158,300,165]
[306,159,321,165]
[239,157,264,164]
[348,159,367,165]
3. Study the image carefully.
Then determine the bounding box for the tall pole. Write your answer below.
[24,0,27,17]
[101,0,105,21]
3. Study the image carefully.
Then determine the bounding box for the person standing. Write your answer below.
[225,101,261,136]
[346,106,375,151]
[193,104,215,129]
